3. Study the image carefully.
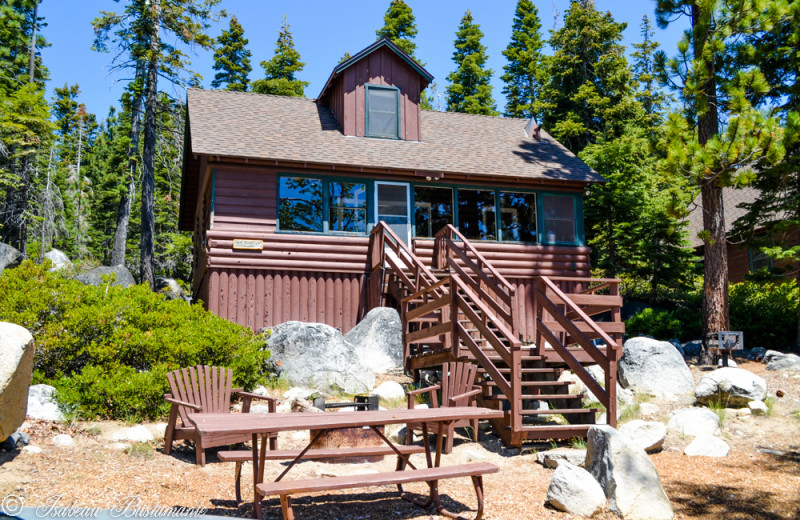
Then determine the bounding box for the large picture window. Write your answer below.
[329,181,367,233]
[458,189,496,240]
[542,194,576,243]
[278,176,323,232]
[366,85,400,139]
[499,191,537,242]
[414,186,453,238]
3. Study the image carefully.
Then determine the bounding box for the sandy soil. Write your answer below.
[1,359,799,520]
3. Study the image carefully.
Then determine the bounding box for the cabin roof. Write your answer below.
[685,185,761,247]
[184,88,603,183]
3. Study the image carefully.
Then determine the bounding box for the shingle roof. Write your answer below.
[685,185,760,247]
[185,89,603,184]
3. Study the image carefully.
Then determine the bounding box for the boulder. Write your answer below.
[344,307,403,374]
[766,353,800,371]
[683,434,730,457]
[666,408,719,437]
[0,242,23,274]
[26,384,64,421]
[266,321,374,394]
[155,277,187,300]
[0,323,35,441]
[763,350,783,363]
[619,420,667,453]
[695,367,767,407]
[76,265,135,287]
[618,337,694,398]
[586,425,673,520]
[547,461,607,517]
[558,366,633,407]
[536,447,587,468]
[43,249,72,271]
[371,381,405,401]
[682,340,703,358]
[741,347,767,361]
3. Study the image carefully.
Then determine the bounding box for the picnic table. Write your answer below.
[188,406,504,520]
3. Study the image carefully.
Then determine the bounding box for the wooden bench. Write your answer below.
[256,462,498,520]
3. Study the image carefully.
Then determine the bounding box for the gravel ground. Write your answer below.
[1,359,799,519]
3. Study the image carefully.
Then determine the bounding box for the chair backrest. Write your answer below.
[440,362,478,407]
[167,365,234,426]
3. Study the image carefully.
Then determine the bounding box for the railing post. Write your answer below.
[534,278,545,357]
[606,355,617,428]
[510,338,522,433]
[450,276,459,359]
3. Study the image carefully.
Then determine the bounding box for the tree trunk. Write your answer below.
[140,0,160,289]
[1,155,32,253]
[28,2,38,83]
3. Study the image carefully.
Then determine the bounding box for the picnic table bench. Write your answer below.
[189,407,503,520]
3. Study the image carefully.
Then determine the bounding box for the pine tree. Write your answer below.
[211,16,251,92]
[655,0,786,358]
[501,0,546,119]
[376,0,417,56]
[631,15,667,129]
[252,17,309,97]
[445,10,497,115]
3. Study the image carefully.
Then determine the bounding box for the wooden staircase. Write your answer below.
[367,222,624,447]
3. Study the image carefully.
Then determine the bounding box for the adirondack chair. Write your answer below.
[163,365,278,465]
[406,361,482,454]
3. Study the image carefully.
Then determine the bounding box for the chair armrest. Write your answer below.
[164,396,203,412]
[407,384,440,409]
[446,387,482,407]
[238,392,277,403]
[237,391,276,413]
[406,384,440,397]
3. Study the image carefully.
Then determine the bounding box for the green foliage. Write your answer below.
[445,10,497,115]
[0,0,49,95]
[625,307,702,343]
[0,261,271,420]
[211,16,251,92]
[376,0,418,57]
[501,0,545,119]
[252,17,308,97]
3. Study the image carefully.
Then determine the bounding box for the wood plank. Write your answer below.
[218,444,426,462]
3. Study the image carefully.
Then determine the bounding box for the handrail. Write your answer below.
[435,225,515,296]
[370,221,439,292]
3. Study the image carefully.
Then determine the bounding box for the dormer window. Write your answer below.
[366,84,401,139]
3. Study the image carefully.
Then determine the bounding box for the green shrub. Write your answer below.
[0,261,271,420]
[624,307,701,342]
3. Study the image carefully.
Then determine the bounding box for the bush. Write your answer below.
[0,261,271,420]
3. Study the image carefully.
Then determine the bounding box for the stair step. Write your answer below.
[518,424,594,439]
[481,380,570,388]
[479,368,563,375]
[483,393,583,401]
[519,408,597,416]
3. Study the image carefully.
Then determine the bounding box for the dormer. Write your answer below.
[317,38,433,141]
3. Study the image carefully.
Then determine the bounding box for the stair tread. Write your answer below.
[483,393,583,400]
[480,380,571,387]
[519,408,598,415]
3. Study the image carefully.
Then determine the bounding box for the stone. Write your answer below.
[682,340,703,358]
[344,307,403,374]
[766,353,800,371]
[23,445,42,454]
[283,387,316,400]
[547,461,607,517]
[717,358,738,367]
[763,350,784,363]
[639,403,661,417]
[76,265,135,287]
[108,442,131,451]
[619,420,667,453]
[683,434,730,457]
[267,321,374,394]
[112,425,154,443]
[618,337,695,398]
[0,323,35,440]
[155,277,187,300]
[43,249,72,271]
[462,449,487,462]
[742,347,767,361]
[52,434,73,447]
[736,408,752,417]
[0,242,23,274]
[586,425,673,520]
[386,425,407,444]
[26,384,64,421]
[666,408,720,437]
[748,400,768,415]
[558,366,633,408]
[371,381,405,401]
[536,448,587,468]
[695,367,767,407]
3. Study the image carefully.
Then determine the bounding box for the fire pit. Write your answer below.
[310,395,384,462]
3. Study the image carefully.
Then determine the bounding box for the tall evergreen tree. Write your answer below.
[501,0,546,119]
[376,0,417,56]
[211,16,251,92]
[252,17,308,97]
[445,10,497,115]
[655,0,786,358]
[631,15,667,130]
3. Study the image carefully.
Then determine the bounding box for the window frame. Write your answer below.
[748,247,774,273]
[538,191,584,246]
[365,84,402,140]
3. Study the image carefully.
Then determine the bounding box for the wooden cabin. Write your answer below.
[180,38,625,446]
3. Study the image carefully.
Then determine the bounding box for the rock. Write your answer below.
[619,420,667,453]
[742,347,767,361]
[586,425,673,520]
[26,384,64,421]
[155,277,187,300]
[107,442,131,451]
[558,366,632,407]
[748,400,768,415]
[536,448,587,468]
[736,408,751,417]
[386,426,407,444]
[371,381,405,401]
[547,461,607,517]
[682,340,703,358]
[0,323,35,440]
[52,434,73,447]
[669,340,685,357]
[283,387,316,400]
[344,307,403,374]
[0,242,23,274]
[695,367,767,407]
[23,445,42,454]
[112,425,154,443]
[763,350,783,363]
[717,358,738,367]
[766,353,800,371]
[249,404,273,414]
[666,408,720,437]
[683,434,730,457]
[267,321,374,394]
[619,337,694,398]
[639,403,661,417]
[76,265,135,287]
[43,249,72,271]
[462,449,487,462]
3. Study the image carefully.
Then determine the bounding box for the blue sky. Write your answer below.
[38,0,688,120]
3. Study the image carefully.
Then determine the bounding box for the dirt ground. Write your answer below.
[1,359,799,520]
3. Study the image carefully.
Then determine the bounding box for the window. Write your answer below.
[329,181,367,233]
[278,176,323,232]
[366,85,400,139]
[749,248,773,273]
[414,186,453,238]
[499,191,537,242]
[458,189,496,240]
[542,194,576,243]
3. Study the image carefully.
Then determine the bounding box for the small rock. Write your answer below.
[386,426,407,444]
[536,448,586,468]
[52,434,73,447]
[684,434,730,457]
[695,367,767,407]
[23,445,42,454]
[107,442,131,451]
[283,387,316,400]
[547,461,607,517]
[43,249,72,271]
[619,420,667,453]
[736,408,752,417]
[766,353,800,371]
[639,402,661,416]
[112,425,154,443]
[371,381,406,401]
[462,449,486,462]
[717,358,738,368]
[748,400,768,416]
[667,408,720,437]
[249,404,273,414]
[26,384,64,421]
[251,386,271,396]
[776,389,785,397]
